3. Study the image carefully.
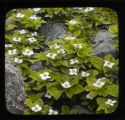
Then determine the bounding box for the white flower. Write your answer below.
[14,58,23,63]
[84,7,94,12]
[34,8,41,12]
[81,71,90,77]
[5,44,12,47]
[31,105,42,112]
[31,32,37,36]
[50,44,61,49]
[105,99,117,106]
[16,13,25,18]
[27,37,37,42]
[86,93,91,99]
[97,77,106,82]
[39,72,51,80]
[61,81,71,88]
[19,30,26,34]
[29,15,38,19]
[13,37,21,42]
[57,49,66,54]
[8,49,17,55]
[74,44,82,48]
[69,68,77,75]
[48,108,58,115]
[104,60,115,68]
[22,49,34,56]
[73,7,83,10]
[46,53,57,59]
[69,59,79,65]
[45,92,52,99]
[93,79,105,88]
[69,20,77,24]
[65,36,76,40]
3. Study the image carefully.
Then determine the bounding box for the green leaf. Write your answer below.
[89,55,103,71]
[103,84,119,97]
[46,83,64,100]
[66,84,84,98]
[109,25,118,34]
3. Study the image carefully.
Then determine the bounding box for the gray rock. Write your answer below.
[39,20,67,43]
[92,30,118,58]
[5,55,27,114]
[71,105,94,114]
[31,61,44,71]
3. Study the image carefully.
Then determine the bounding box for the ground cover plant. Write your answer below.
[5,7,119,115]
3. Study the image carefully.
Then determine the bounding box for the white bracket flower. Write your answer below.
[105,99,117,106]
[16,13,25,18]
[29,15,38,20]
[69,20,77,24]
[65,36,76,40]
[61,81,71,88]
[5,44,12,47]
[84,7,94,12]
[50,44,61,49]
[14,58,23,63]
[69,68,77,75]
[104,60,115,68]
[74,44,82,48]
[46,53,57,59]
[57,49,66,54]
[8,49,17,55]
[39,72,51,80]
[48,108,58,115]
[27,37,37,43]
[22,49,34,56]
[34,8,41,12]
[31,105,42,112]
[31,32,37,36]
[19,30,26,34]
[45,91,52,99]
[69,59,79,65]
[13,37,21,42]
[81,71,90,77]
[93,80,105,88]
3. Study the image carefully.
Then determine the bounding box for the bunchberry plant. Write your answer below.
[5,7,119,115]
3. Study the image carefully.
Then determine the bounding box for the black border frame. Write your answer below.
[1,0,125,120]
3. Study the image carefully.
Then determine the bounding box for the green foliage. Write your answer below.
[5,7,119,115]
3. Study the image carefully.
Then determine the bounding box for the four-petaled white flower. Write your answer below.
[74,7,83,10]
[31,105,42,112]
[31,32,37,36]
[29,15,38,19]
[8,49,17,55]
[104,60,115,68]
[69,68,77,75]
[105,99,117,106]
[45,91,52,99]
[5,44,12,47]
[93,79,105,88]
[74,44,82,48]
[13,37,21,42]
[57,49,66,54]
[69,59,79,65]
[16,13,25,18]
[69,20,77,24]
[34,8,41,12]
[14,58,23,63]
[97,77,106,82]
[27,37,37,42]
[39,72,51,80]
[84,7,94,12]
[81,71,90,77]
[86,93,91,99]
[22,49,34,56]
[61,81,71,88]
[50,44,61,49]
[48,108,58,115]
[65,36,76,40]
[19,30,26,34]
[46,53,57,59]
